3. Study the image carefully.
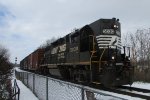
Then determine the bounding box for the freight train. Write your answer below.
[20,18,134,87]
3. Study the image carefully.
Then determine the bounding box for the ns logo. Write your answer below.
[51,44,66,54]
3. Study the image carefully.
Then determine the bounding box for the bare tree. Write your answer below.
[0,44,13,100]
[124,28,150,70]
[123,29,150,82]
[128,32,138,66]
[122,32,138,66]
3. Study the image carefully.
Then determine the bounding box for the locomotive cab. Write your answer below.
[88,18,133,86]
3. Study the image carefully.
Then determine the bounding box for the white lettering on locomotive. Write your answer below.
[59,44,66,52]
[51,44,66,54]
[51,47,58,54]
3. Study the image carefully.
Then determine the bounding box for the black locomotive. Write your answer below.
[21,18,134,87]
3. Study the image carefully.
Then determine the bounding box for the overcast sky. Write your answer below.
[0,0,150,63]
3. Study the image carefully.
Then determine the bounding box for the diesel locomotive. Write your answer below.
[20,18,134,87]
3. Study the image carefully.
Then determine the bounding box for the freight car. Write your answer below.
[20,18,134,87]
[20,48,44,72]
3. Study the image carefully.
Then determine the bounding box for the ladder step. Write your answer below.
[92,56,97,58]
[92,61,99,63]
[92,82,101,84]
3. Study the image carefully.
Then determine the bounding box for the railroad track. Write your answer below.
[95,85,150,100]
[118,86,150,93]
[110,87,150,99]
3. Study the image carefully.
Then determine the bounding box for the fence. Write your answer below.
[15,70,126,100]
[11,79,20,100]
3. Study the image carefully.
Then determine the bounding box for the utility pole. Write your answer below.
[15,57,17,66]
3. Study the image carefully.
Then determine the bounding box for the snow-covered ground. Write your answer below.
[128,82,150,90]
[12,78,39,100]
[15,67,26,72]
[12,67,39,100]
[16,80,39,100]
[94,82,150,100]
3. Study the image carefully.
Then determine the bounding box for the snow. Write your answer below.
[119,82,150,97]
[98,82,150,100]
[12,67,39,100]
[15,79,39,100]
[131,82,150,90]
[90,87,144,100]
[15,67,26,72]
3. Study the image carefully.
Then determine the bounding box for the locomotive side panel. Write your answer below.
[79,25,94,63]
[67,43,80,64]
[66,31,80,64]
[49,38,66,64]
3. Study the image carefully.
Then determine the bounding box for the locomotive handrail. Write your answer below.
[90,51,94,70]
[98,47,106,72]
[89,35,96,71]
[89,35,95,51]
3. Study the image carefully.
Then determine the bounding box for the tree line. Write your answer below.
[0,44,13,100]
[124,28,150,82]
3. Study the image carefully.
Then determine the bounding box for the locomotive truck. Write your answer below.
[20,18,134,87]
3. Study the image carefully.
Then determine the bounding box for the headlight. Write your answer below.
[113,25,119,29]
[112,56,115,60]
[114,25,117,28]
